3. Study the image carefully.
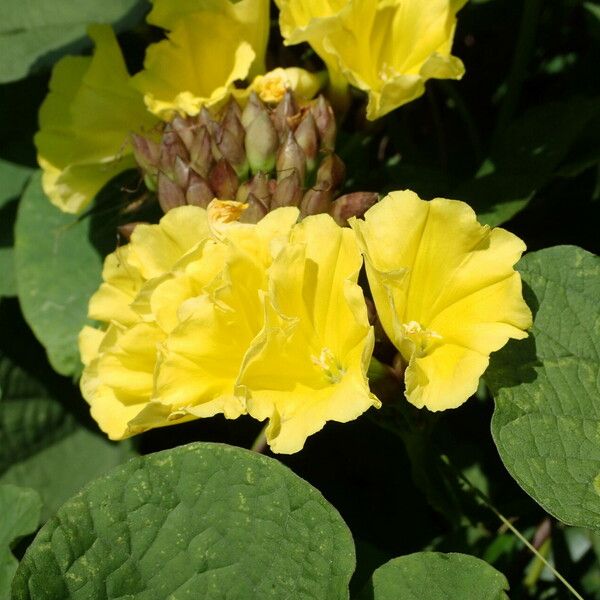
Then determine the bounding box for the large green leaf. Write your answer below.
[0,0,147,83]
[0,160,33,297]
[358,552,508,600]
[488,245,600,530]
[0,351,134,521]
[12,442,355,600]
[14,172,102,376]
[458,98,599,226]
[0,485,41,600]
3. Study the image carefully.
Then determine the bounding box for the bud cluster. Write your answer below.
[131,91,377,225]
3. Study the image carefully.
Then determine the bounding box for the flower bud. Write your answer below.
[241,92,265,129]
[160,127,190,173]
[329,192,378,226]
[272,90,298,139]
[170,115,195,150]
[186,172,214,208]
[248,171,272,210]
[245,109,278,174]
[173,155,190,188]
[272,171,302,209]
[157,172,186,212]
[311,95,336,151]
[130,133,161,174]
[300,187,333,217]
[316,153,346,192]
[189,125,213,177]
[209,158,239,199]
[238,193,269,223]
[276,130,306,184]
[221,101,245,142]
[215,125,248,177]
[294,111,319,173]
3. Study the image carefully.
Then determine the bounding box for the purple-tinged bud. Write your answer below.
[248,171,271,210]
[186,172,214,208]
[241,92,265,129]
[130,133,161,174]
[294,111,319,172]
[216,126,248,177]
[159,127,189,173]
[330,192,378,226]
[272,90,298,139]
[245,109,278,174]
[222,102,245,142]
[316,153,346,192]
[209,158,239,199]
[189,125,213,177]
[239,193,269,223]
[276,131,306,184]
[173,155,190,188]
[170,115,195,149]
[300,187,333,217]
[158,172,186,212]
[311,95,336,151]
[222,97,242,122]
[272,171,302,209]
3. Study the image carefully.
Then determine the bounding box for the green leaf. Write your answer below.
[0,160,33,298]
[0,351,134,521]
[0,485,41,600]
[458,98,599,226]
[14,172,102,376]
[488,245,600,530]
[358,552,509,600]
[12,442,355,599]
[0,0,147,83]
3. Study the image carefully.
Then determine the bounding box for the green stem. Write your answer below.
[446,458,584,600]
[492,0,543,146]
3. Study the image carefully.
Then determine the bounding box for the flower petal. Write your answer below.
[35,25,157,213]
[239,214,378,453]
[132,14,256,119]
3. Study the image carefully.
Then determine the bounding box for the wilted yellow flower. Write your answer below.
[237,214,379,454]
[241,67,325,104]
[350,191,532,411]
[131,0,270,119]
[35,25,158,213]
[277,0,466,119]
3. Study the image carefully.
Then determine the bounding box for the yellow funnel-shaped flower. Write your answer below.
[132,0,270,119]
[238,214,379,454]
[277,0,466,119]
[350,191,532,411]
[80,205,300,440]
[35,25,158,213]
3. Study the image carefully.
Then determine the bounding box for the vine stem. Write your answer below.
[446,458,584,600]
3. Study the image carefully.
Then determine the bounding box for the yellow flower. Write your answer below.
[34,25,158,213]
[237,213,379,454]
[275,0,349,95]
[350,190,532,411]
[277,0,466,119]
[79,203,300,439]
[131,0,270,119]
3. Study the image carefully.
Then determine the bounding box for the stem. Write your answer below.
[446,459,584,600]
[250,425,268,454]
[492,0,543,146]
